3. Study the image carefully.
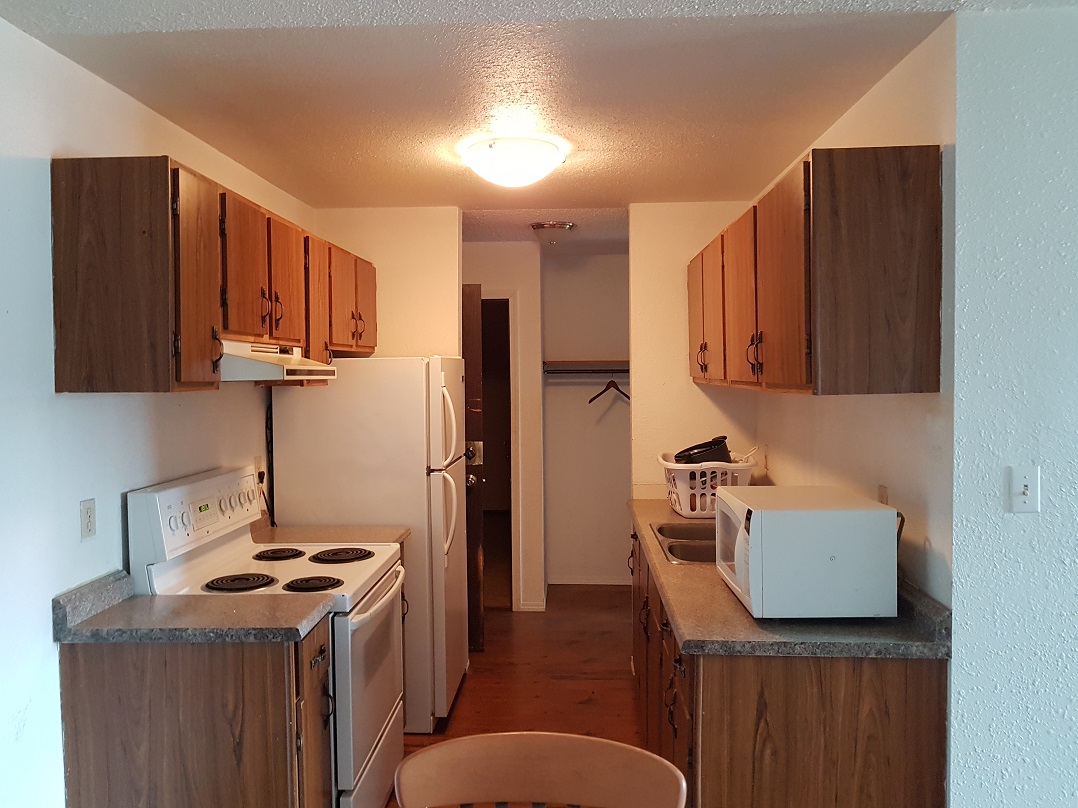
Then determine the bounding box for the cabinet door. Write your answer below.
[645,574,664,756]
[354,256,377,353]
[631,533,649,729]
[687,252,706,381]
[305,236,332,364]
[811,146,942,394]
[296,617,333,808]
[328,245,358,351]
[173,165,223,387]
[221,190,270,340]
[756,163,811,390]
[700,234,725,382]
[723,207,759,385]
[269,217,306,346]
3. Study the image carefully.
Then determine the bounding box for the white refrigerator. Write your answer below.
[272,356,469,733]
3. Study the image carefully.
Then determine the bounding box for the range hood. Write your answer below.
[220,340,337,382]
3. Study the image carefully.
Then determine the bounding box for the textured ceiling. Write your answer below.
[0,0,1014,244]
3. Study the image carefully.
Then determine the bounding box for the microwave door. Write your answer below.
[715,493,755,614]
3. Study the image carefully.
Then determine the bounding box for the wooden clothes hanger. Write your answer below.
[588,378,630,403]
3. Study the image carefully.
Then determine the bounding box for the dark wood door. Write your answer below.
[268,217,306,347]
[328,245,357,350]
[295,617,333,808]
[462,283,485,651]
[305,236,331,363]
[756,162,811,390]
[221,190,270,340]
[172,165,222,388]
[722,207,759,385]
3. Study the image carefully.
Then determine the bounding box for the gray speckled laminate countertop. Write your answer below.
[54,524,409,644]
[631,499,951,659]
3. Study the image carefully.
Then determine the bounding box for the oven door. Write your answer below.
[332,563,405,797]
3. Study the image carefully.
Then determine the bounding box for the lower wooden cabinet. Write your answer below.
[633,544,948,808]
[58,616,334,808]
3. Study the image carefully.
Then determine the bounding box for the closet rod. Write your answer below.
[543,360,629,375]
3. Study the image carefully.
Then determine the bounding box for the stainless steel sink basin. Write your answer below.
[652,522,716,564]
[663,540,716,564]
[654,522,716,541]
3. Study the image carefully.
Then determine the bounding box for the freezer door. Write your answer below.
[429,457,469,716]
[429,356,465,469]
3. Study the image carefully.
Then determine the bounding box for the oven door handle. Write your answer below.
[348,566,406,633]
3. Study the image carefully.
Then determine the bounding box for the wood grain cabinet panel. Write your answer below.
[355,256,377,354]
[700,235,725,382]
[305,235,332,364]
[721,207,759,386]
[59,616,335,808]
[269,217,307,347]
[687,252,706,381]
[51,156,221,392]
[221,190,270,341]
[328,244,358,352]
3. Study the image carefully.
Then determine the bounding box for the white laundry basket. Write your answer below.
[658,451,756,518]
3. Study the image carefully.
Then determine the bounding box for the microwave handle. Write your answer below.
[348,566,406,633]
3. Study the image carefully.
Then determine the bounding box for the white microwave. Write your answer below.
[715,485,898,618]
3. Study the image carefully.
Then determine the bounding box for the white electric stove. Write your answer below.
[126,466,405,808]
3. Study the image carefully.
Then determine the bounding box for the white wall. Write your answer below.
[951,8,1078,805]
[461,242,546,610]
[754,18,957,603]
[628,202,760,499]
[316,207,462,357]
[0,18,318,805]
[542,252,632,585]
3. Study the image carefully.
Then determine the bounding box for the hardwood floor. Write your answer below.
[388,584,639,806]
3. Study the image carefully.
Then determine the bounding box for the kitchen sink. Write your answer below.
[654,522,716,541]
[652,522,716,565]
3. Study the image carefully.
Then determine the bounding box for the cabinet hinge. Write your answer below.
[171,195,179,216]
[172,331,180,357]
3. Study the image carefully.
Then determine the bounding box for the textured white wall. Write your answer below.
[542,252,632,585]
[461,242,546,610]
[754,18,957,603]
[315,207,463,357]
[0,18,317,806]
[628,202,760,499]
[951,9,1078,805]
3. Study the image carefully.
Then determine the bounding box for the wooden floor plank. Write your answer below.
[387,584,639,806]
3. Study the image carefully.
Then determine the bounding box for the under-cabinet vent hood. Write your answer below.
[220,340,336,382]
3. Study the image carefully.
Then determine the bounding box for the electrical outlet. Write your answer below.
[80,498,96,541]
[878,484,889,505]
[254,455,265,478]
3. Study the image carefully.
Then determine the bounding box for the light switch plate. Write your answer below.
[1009,465,1041,513]
[80,498,97,540]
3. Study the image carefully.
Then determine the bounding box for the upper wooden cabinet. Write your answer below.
[692,145,942,395]
[52,156,222,392]
[220,190,270,341]
[305,235,332,364]
[722,208,759,386]
[268,217,307,347]
[687,234,725,383]
[325,244,378,356]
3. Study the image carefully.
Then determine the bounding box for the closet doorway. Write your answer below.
[481,298,513,610]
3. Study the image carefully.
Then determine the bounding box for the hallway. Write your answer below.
[390,585,639,804]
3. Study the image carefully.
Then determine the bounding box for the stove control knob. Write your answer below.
[168,515,179,532]
[181,511,192,528]
[229,494,238,508]
[247,488,257,504]
[219,497,228,512]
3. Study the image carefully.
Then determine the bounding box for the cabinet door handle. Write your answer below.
[745,333,759,377]
[754,330,764,376]
[350,311,359,339]
[356,310,366,339]
[322,683,335,729]
[627,548,634,575]
[324,342,333,365]
[273,290,284,329]
[211,326,224,373]
[260,287,271,326]
[698,341,708,374]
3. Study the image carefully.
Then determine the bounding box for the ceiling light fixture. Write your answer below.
[457,132,571,188]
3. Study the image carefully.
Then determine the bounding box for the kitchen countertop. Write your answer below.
[631,499,951,659]
[54,523,410,644]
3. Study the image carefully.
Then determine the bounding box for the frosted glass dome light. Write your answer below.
[456,133,571,188]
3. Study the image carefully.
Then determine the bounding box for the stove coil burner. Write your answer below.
[252,547,305,561]
[284,576,345,593]
[204,573,278,593]
[309,547,375,564]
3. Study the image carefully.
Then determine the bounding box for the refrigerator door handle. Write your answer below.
[441,384,457,468]
[442,470,459,565]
